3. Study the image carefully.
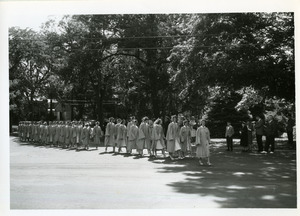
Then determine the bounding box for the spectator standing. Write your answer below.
[255,115,265,153]
[240,122,248,152]
[225,122,234,151]
[286,114,295,149]
[264,115,277,153]
[247,120,254,152]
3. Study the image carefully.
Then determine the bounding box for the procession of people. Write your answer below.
[17,114,213,166]
[17,113,295,166]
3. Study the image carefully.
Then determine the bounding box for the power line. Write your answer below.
[10,32,258,41]
[66,43,265,51]
[19,41,289,51]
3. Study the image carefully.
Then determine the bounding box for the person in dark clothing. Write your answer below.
[225,122,235,151]
[255,115,265,153]
[240,122,248,152]
[264,115,277,153]
[286,114,295,149]
[163,116,170,137]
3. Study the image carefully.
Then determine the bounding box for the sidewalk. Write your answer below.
[10,136,296,209]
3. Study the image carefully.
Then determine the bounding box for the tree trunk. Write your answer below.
[95,69,104,124]
[30,92,34,120]
[49,98,53,121]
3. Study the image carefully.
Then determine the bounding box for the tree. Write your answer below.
[168,12,294,117]
[9,27,57,120]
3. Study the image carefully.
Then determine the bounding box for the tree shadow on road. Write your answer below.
[151,142,297,208]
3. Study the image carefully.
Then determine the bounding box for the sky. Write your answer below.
[8,13,63,31]
[4,0,298,31]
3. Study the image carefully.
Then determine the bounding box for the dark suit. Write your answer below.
[286,118,294,147]
[255,119,264,152]
[225,125,234,151]
[264,120,277,152]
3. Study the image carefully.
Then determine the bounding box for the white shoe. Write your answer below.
[270,151,274,154]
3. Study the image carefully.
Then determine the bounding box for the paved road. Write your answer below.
[10,136,297,209]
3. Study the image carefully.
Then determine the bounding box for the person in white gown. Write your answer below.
[137,117,149,156]
[166,115,181,160]
[105,117,116,152]
[127,119,138,154]
[195,120,212,166]
[116,119,127,153]
[152,118,166,158]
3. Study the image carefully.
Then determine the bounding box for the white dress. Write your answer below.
[196,126,210,158]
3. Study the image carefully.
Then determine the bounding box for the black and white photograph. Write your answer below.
[0,0,299,215]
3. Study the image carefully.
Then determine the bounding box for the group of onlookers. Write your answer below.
[225,114,295,154]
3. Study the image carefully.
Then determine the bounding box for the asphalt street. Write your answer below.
[10,136,297,209]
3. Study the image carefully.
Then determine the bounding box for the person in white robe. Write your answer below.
[114,118,121,148]
[59,121,66,147]
[166,115,181,160]
[39,122,44,145]
[116,119,127,153]
[189,116,198,157]
[76,121,83,150]
[48,122,53,145]
[127,119,138,154]
[152,118,166,158]
[137,117,149,156]
[81,123,90,150]
[105,117,116,152]
[126,116,135,142]
[94,121,103,150]
[195,120,211,166]
[70,121,77,149]
[54,122,60,147]
[29,121,34,142]
[180,120,191,158]
[148,120,154,156]
[64,122,70,148]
